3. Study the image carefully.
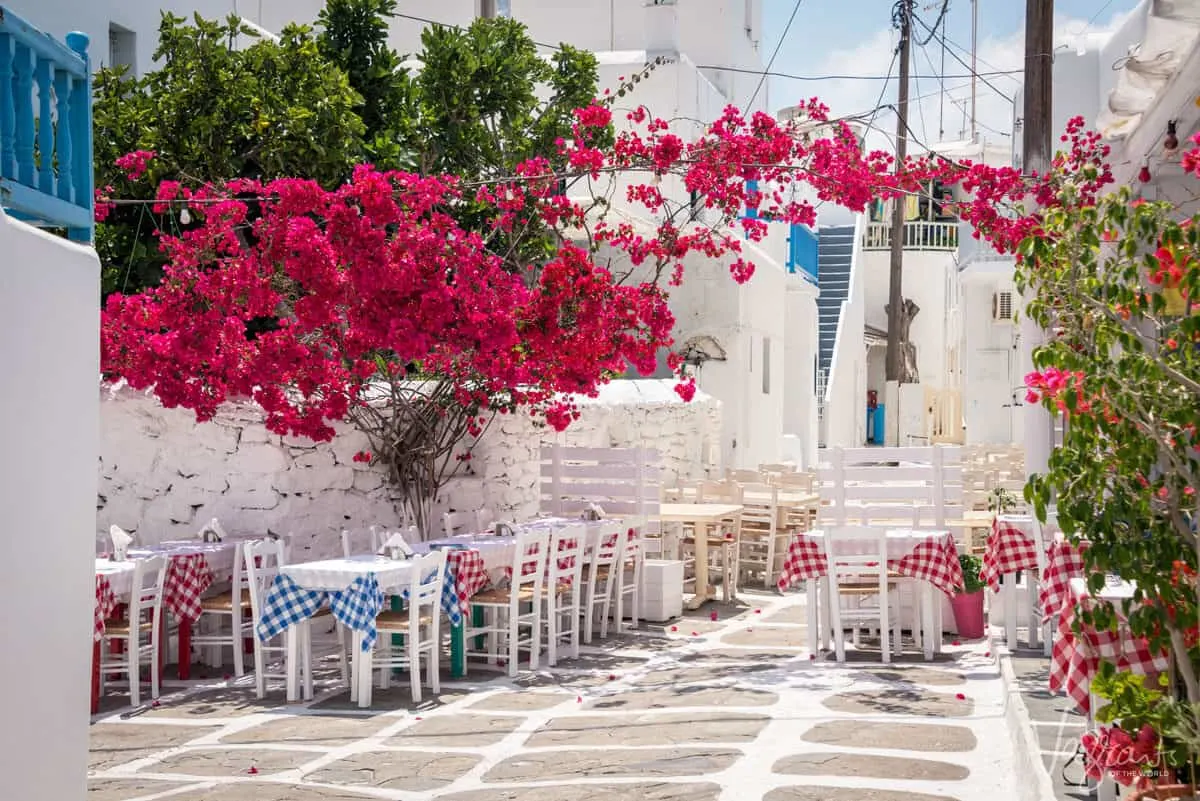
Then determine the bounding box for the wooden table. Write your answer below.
[659,502,744,609]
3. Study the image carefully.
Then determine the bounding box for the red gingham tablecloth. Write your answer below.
[1039,541,1088,622]
[1049,584,1168,715]
[446,548,488,615]
[981,517,1039,592]
[161,553,216,623]
[776,530,964,597]
[94,575,116,641]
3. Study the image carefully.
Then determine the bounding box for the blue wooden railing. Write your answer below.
[0,7,93,242]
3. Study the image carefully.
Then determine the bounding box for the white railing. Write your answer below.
[822,216,867,447]
[862,221,959,252]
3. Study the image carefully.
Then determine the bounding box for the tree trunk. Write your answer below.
[885,297,921,383]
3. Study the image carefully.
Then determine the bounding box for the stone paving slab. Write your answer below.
[386,714,523,747]
[822,688,975,717]
[720,625,810,647]
[312,687,467,711]
[765,787,961,801]
[308,750,480,792]
[221,713,393,746]
[139,688,287,719]
[1009,652,1091,801]
[773,752,971,781]
[90,723,219,771]
[864,667,967,687]
[87,778,191,801]
[467,691,573,712]
[631,664,775,686]
[483,747,742,782]
[802,720,979,752]
[437,781,724,801]
[145,746,318,776]
[166,783,378,800]
[585,685,778,710]
[525,710,770,746]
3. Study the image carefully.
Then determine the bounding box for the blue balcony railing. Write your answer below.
[787,223,818,283]
[0,7,93,242]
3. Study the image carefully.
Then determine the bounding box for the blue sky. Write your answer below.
[760,0,1140,148]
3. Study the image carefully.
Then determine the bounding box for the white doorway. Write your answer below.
[968,348,1014,443]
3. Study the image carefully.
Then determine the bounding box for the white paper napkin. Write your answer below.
[198,517,226,542]
[110,525,134,561]
[378,530,414,559]
[581,502,606,521]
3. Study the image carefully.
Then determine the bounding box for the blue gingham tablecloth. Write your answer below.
[255,557,462,651]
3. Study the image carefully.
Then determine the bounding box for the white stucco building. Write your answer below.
[10,0,821,471]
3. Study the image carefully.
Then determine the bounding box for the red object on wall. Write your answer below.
[867,390,878,409]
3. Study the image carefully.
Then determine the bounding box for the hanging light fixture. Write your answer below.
[1138,161,1152,183]
[1164,120,1180,155]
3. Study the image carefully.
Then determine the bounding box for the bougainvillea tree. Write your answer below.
[1017,132,1200,786]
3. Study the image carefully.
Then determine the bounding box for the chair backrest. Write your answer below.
[549,523,587,587]
[443,511,476,538]
[739,482,778,533]
[408,549,447,613]
[540,445,661,518]
[775,471,816,493]
[759,462,796,474]
[697,479,741,502]
[727,468,762,483]
[817,445,963,527]
[510,527,551,591]
[591,520,625,571]
[341,526,382,558]
[244,538,285,624]
[822,526,890,593]
[129,555,168,624]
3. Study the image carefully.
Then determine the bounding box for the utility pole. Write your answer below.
[1021,0,1054,477]
[885,0,914,385]
[970,0,979,141]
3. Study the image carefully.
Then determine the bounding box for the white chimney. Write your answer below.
[644,0,679,58]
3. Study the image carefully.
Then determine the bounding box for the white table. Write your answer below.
[659,503,744,609]
[280,555,416,708]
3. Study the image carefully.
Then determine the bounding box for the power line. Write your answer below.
[914,14,1014,103]
[746,0,806,111]
[392,11,563,51]
[696,64,1021,81]
[933,20,1024,87]
[915,0,950,46]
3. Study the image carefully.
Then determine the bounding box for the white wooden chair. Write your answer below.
[1023,510,1056,656]
[341,526,383,558]
[543,523,586,665]
[823,526,903,664]
[192,543,252,676]
[611,524,644,633]
[243,538,334,700]
[463,527,550,676]
[582,521,624,643]
[98,555,168,707]
[737,482,783,589]
[373,549,447,702]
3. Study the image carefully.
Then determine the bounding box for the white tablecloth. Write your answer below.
[799,529,951,559]
[424,518,624,581]
[281,555,415,593]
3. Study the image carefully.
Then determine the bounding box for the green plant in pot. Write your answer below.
[951,553,986,640]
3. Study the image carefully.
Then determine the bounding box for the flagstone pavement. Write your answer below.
[89,591,1018,801]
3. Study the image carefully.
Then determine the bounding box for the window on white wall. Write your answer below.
[762,337,771,394]
[108,23,136,75]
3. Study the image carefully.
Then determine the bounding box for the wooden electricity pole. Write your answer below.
[885,0,914,383]
[1021,0,1054,477]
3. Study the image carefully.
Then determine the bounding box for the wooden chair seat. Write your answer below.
[470,586,536,605]
[102,618,154,636]
[837,581,899,595]
[375,610,433,629]
[581,565,611,581]
[200,589,252,611]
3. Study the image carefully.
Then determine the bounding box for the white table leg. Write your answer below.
[806,580,819,656]
[685,521,714,610]
[1004,573,1019,650]
[356,631,373,709]
[922,585,935,661]
[348,642,359,704]
[1027,571,1041,650]
[285,627,299,702]
[933,590,943,654]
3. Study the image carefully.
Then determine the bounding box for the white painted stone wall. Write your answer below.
[99,379,720,558]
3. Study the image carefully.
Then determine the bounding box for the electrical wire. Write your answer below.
[392,11,563,51]
[913,14,1013,103]
[746,0,806,112]
[693,64,1021,81]
[915,0,950,47]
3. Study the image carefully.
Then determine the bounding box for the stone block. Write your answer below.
[98,495,146,533]
[141,495,200,533]
[237,425,272,445]
[328,428,372,466]
[228,443,288,474]
[352,469,385,493]
[292,449,334,471]
[220,488,282,511]
[274,464,354,494]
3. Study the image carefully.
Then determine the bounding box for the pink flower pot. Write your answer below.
[950,590,986,640]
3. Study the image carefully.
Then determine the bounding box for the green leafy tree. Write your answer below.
[93,13,366,295]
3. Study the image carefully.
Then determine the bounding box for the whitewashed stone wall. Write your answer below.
[98,380,720,558]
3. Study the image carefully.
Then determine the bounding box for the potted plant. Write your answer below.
[987,487,1018,515]
[951,553,986,640]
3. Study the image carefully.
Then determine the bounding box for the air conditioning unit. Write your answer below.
[992,290,1014,322]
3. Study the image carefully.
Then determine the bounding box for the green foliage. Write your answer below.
[94,12,366,295]
[957,553,985,594]
[987,487,1017,514]
[1093,664,1193,769]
